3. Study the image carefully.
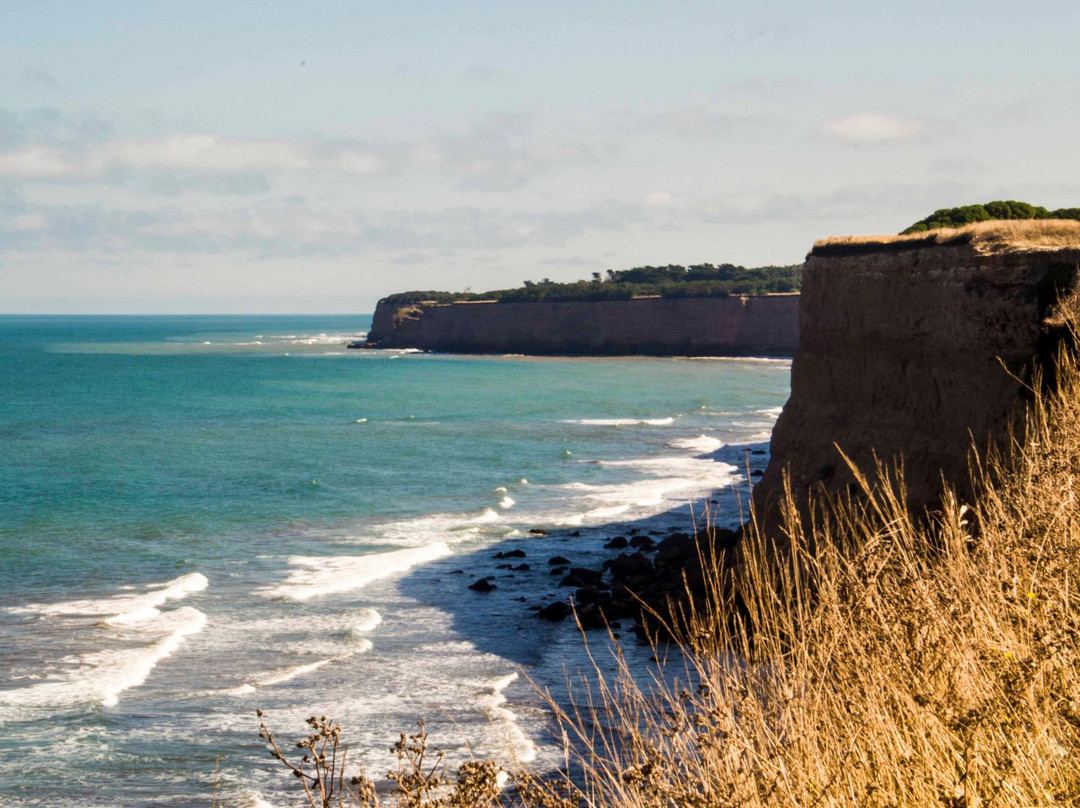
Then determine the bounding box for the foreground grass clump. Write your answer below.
[560,346,1080,807]
[263,338,1080,807]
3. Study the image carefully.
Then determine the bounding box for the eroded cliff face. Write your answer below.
[364,295,800,356]
[753,239,1080,525]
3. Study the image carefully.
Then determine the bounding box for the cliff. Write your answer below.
[752,220,1080,526]
[364,295,800,356]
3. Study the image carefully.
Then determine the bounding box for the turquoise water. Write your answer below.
[0,315,790,807]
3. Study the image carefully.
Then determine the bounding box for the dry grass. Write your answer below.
[814,219,1080,254]
[263,322,1080,808]
[545,332,1080,807]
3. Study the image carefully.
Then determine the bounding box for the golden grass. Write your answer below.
[543,327,1080,808]
[815,219,1080,254]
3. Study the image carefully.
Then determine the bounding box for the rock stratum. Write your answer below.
[752,220,1080,526]
[364,294,800,356]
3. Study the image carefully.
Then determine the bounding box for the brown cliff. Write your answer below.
[752,220,1080,527]
[364,295,800,356]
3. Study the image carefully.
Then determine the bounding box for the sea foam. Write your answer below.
[263,543,453,601]
[668,434,724,453]
[9,572,208,626]
[566,417,675,426]
[0,606,207,712]
[474,672,538,764]
[226,647,369,697]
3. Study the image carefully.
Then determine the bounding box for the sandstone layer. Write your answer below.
[364,295,800,356]
[752,235,1080,526]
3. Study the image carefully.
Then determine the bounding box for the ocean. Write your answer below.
[0,315,790,807]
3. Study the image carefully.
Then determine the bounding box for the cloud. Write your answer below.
[21,68,61,92]
[0,178,982,264]
[716,77,809,98]
[0,195,649,258]
[0,109,607,193]
[0,133,388,183]
[823,112,925,142]
[0,107,113,150]
[609,106,765,138]
[463,64,507,82]
[427,112,609,191]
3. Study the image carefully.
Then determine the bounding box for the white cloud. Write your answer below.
[0,135,388,182]
[824,112,925,142]
[0,110,606,193]
[609,106,765,138]
[0,146,74,178]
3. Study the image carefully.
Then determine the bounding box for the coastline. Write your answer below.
[364,294,800,357]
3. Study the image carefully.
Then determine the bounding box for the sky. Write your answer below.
[2,1,1079,313]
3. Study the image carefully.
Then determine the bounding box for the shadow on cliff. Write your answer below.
[394,439,770,668]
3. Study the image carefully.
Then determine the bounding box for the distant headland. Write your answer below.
[360,262,802,356]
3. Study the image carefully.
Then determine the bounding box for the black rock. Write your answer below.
[604,536,629,549]
[574,586,610,606]
[577,603,609,630]
[469,579,497,592]
[752,449,767,455]
[537,602,571,622]
[548,556,571,565]
[528,528,550,536]
[750,469,764,478]
[559,567,604,588]
[708,527,740,550]
[511,563,531,571]
[629,535,656,551]
[569,567,604,585]
[494,549,527,559]
[569,530,581,537]
[449,569,465,575]
[608,551,654,583]
[550,566,567,576]
[655,533,696,570]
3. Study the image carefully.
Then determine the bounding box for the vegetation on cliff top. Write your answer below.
[380,263,800,307]
[261,315,1080,807]
[817,218,1080,254]
[902,200,1080,234]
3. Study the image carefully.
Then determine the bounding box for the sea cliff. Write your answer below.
[364,294,800,356]
[752,221,1080,525]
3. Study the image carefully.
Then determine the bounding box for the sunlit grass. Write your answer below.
[815,218,1080,253]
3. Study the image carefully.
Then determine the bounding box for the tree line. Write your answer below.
[381,263,801,306]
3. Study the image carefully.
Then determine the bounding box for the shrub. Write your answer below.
[902,200,1080,234]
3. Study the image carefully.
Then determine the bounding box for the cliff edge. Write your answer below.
[364,295,800,357]
[753,220,1080,527]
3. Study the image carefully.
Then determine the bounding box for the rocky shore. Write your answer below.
[448,448,771,638]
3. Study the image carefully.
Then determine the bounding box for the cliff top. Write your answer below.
[812,219,1080,258]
